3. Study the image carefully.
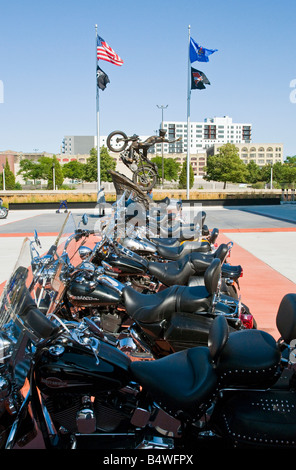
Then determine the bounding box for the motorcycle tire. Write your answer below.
[107,130,128,152]
[0,207,8,219]
[132,164,158,192]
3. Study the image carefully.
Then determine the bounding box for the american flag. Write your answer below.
[97,36,123,66]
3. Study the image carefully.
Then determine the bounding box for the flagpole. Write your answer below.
[95,24,101,191]
[186,24,191,200]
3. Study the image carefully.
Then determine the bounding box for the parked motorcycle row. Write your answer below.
[0,187,296,451]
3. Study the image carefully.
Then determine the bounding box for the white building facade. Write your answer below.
[155,116,252,155]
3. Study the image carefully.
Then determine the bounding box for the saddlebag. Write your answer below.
[212,389,296,448]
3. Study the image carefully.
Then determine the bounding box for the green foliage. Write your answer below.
[83,146,116,182]
[17,158,42,183]
[17,155,64,189]
[151,156,181,181]
[62,160,85,180]
[0,159,16,190]
[178,160,194,189]
[245,160,261,184]
[284,155,296,166]
[204,143,248,189]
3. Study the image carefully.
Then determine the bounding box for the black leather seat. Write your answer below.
[148,253,197,286]
[212,293,295,387]
[150,237,181,248]
[147,245,228,286]
[157,240,211,260]
[123,259,221,322]
[158,223,198,239]
[130,346,217,414]
[130,315,228,415]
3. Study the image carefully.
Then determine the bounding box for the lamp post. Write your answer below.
[52,161,56,191]
[2,164,5,191]
[157,104,168,187]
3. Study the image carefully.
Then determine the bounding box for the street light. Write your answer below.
[157,104,168,187]
[52,161,56,191]
[2,164,5,191]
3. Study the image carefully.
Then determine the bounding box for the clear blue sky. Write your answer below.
[0,0,296,158]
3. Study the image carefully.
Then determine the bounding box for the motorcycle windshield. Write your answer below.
[0,238,48,378]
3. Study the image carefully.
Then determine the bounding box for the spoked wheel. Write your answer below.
[107,131,128,152]
[132,164,158,192]
[0,207,8,219]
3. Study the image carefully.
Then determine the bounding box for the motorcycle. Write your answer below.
[107,129,181,192]
[88,225,241,299]
[27,212,255,361]
[1,241,296,450]
[0,198,8,219]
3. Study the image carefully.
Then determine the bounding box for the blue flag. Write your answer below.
[190,37,217,63]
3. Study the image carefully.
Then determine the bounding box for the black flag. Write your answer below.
[191,67,210,90]
[97,66,110,90]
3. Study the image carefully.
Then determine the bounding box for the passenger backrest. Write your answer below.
[208,315,229,363]
[209,228,219,244]
[214,244,229,262]
[276,293,296,343]
[204,258,221,295]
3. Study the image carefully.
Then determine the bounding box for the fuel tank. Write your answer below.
[34,337,131,395]
[67,279,122,306]
[106,254,148,275]
[121,237,157,254]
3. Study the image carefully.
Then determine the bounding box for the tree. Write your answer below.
[83,146,116,182]
[245,160,262,184]
[204,143,247,189]
[151,156,181,181]
[62,160,85,181]
[17,158,42,184]
[178,160,194,189]
[285,155,296,166]
[260,162,283,185]
[1,159,15,190]
[281,164,296,185]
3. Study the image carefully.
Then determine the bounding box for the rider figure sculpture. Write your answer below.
[127,129,182,163]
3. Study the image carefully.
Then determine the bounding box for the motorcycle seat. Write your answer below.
[150,237,181,247]
[130,316,228,414]
[131,346,217,414]
[123,259,221,322]
[216,328,281,386]
[158,223,197,239]
[157,240,211,260]
[148,248,228,287]
[148,254,197,286]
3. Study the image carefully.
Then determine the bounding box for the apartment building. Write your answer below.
[156,116,252,155]
[207,143,284,168]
